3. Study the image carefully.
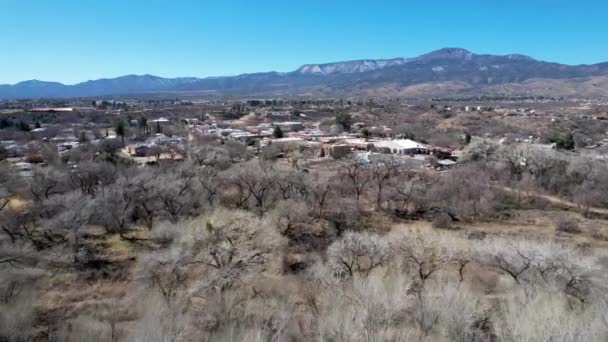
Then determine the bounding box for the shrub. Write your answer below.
[432,212,453,229]
[555,217,580,234]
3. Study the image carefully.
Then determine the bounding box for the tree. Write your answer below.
[335,112,352,131]
[340,158,371,209]
[460,139,499,162]
[476,239,534,285]
[0,145,8,161]
[226,159,276,215]
[30,167,68,203]
[361,128,371,140]
[464,132,472,145]
[197,168,223,207]
[273,126,284,139]
[327,231,389,278]
[370,158,400,210]
[156,169,195,223]
[138,116,149,136]
[115,120,127,146]
[553,131,575,150]
[16,120,30,132]
[305,174,333,217]
[396,235,452,289]
[92,180,136,234]
[132,172,160,229]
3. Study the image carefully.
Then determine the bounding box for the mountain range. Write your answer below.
[2,48,608,99]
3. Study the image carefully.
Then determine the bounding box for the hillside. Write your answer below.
[2,48,608,99]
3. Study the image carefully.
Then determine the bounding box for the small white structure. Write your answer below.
[150,117,170,124]
[372,139,429,155]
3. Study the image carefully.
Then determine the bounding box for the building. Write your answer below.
[371,139,429,155]
[324,144,351,159]
[133,144,152,157]
[273,122,304,132]
[29,107,74,113]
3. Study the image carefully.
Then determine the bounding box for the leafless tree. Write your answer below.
[477,239,535,285]
[340,158,371,209]
[226,159,276,215]
[156,169,195,223]
[132,172,160,229]
[327,232,389,278]
[304,173,333,217]
[45,192,94,261]
[93,180,136,234]
[271,199,311,237]
[70,161,118,197]
[30,167,69,203]
[197,168,223,207]
[370,158,400,210]
[395,235,452,290]
[275,171,306,201]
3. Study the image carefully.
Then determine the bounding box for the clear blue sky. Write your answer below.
[1,0,607,84]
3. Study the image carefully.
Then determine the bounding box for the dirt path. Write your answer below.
[500,186,608,216]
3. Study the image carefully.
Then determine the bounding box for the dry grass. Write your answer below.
[3,205,608,341]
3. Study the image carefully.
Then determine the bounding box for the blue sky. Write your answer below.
[1,0,607,84]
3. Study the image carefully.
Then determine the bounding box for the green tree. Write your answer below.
[273,126,284,139]
[0,145,7,161]
[0,118,11,129]
[361,128,371,140]
[16,120,30,132]
[245,137,258,146]
[464,132,472,145]
[335,112,352,131]
[115,120,127,145]
[553,131,575,150]
[138,116,149,136]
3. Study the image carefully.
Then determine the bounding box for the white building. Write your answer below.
[372,139,429,155]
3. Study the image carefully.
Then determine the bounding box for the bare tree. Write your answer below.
[132,172,160,229]
[70,161,118,197]
[30,167,69,203]
[93,180,136,234]
[271,199,311,237]
[304,173,333,217]
[156,170,195,223]
[476,239,535,285]
[370,158,400,210]
[327,232,389,278]
[340,158,371,209]
[197,168,223,207]
[227,159,276,215]
[395,235,452,290]
[275,171,306,201]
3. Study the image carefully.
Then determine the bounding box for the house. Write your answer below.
[150,118,170,132]
[273,122,304,132]
[326,144,351,159]
[182,118,203,126]
[2,142,26,158]
[436,159,457,170]
[342,138,377,151]
[29,107,74,113]
[57,141,79,153]
[134,144,152,157]
[371,139,429,155]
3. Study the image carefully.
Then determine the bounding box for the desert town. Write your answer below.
[3,96,608,177]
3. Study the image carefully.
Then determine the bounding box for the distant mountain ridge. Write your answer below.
[2,48,608,99]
